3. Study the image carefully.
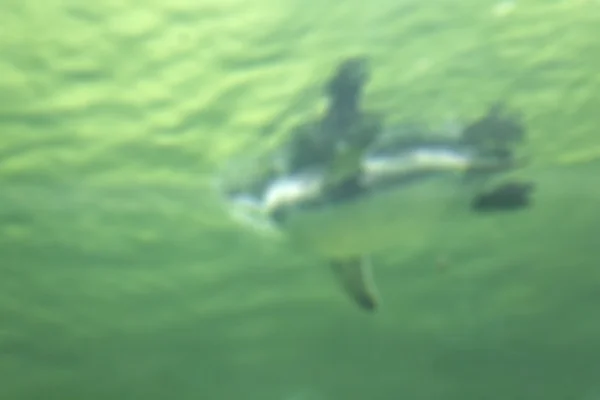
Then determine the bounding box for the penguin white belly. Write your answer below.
[279,175,470,258]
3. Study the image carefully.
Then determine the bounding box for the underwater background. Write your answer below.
[1,0,600,399]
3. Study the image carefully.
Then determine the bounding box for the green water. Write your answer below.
[1,0,600,399]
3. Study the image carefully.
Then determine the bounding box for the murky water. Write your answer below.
[1,0,599,399]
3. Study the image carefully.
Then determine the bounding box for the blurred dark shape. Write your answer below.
[285,56,383,186]
[324,56,370,133]
[471,181,535,212]
[461,103,525,155]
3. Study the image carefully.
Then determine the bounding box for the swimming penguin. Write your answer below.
[217,57,534,312]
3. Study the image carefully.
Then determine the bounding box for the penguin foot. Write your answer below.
[471,181,534,212]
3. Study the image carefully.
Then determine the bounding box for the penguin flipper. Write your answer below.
[329,256,379,311]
